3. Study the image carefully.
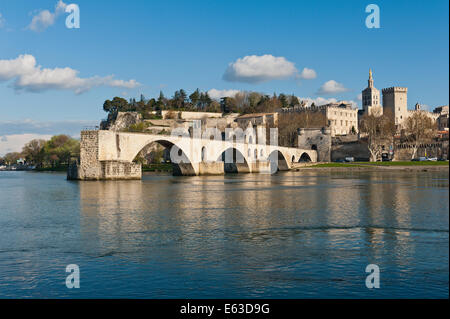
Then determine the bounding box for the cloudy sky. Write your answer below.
[0,0,449,155]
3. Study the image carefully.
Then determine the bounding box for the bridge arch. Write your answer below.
[268,150,290,172]
[131,138,197,175]
[299,152,312,162]
[218,147,251,173]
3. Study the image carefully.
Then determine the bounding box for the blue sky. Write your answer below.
[0,0,449,154]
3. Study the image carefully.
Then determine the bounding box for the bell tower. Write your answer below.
[362,69,382,116]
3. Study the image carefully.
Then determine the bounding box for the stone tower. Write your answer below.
[361,69,382,116]
[382,87,408,127]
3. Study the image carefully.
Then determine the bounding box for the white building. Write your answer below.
[319,102,359,136]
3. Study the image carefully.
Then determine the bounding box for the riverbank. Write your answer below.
[296,161,449,172]
[142,163,173,172]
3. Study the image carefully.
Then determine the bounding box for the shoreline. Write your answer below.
[2,163,448,174]
[295,164,449,172]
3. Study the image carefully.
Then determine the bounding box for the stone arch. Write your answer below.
[299,152,312,162]
[132,138,197,176]
[218,147,251,173]
[268,150,290,172]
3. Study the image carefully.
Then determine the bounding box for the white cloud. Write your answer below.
[300,96,337,106]
[223,54,298,83]
[0,133,53,156]
[0,12,5,28]
[28,0,67,32]
[357,93,362,100]
[317,80,349,95]
[0,54,141,94]
[108,79,140,89]
[294,96,358,109]
[298,67,317,80]
[208,88,240,100]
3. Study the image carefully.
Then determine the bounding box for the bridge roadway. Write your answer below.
[68,130,317,180]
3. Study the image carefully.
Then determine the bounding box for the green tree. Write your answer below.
[43,135,80,167]
[156,91,166,110]
[199,92,212,110]
[22,139,46,167]
[103,96,129,114]
[189,89,200,108]
[289,95,299,107]
[3,152,22,165]
[279,94,289,108]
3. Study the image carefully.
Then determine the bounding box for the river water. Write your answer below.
[0,170,448,298]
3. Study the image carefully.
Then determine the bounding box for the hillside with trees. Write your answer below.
[101,90,306,124]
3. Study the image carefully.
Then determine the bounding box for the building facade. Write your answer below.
[320,102,359,136]
[297,127,332,162]
[434,105,449,132]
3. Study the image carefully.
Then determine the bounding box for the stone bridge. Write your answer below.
[68,130,317,180]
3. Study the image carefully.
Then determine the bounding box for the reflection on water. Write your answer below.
[0,170,448,298]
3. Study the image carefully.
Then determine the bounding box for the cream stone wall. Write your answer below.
[161,110,223,120]
[326,107,359,136]
[382,87,408,126]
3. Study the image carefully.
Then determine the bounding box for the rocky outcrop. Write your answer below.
[109,112,142,131]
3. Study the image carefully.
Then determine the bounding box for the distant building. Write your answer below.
[279,101,358,137]
[382,86,408,127]
[406,103,440,123]
[236,113,278,127]
[318,102,359,136]
[434,105,449,132]
[362,69,382,116]
[297,127,332,162]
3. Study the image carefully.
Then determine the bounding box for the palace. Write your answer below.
[361,70,448,131]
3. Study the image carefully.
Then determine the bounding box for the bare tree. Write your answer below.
[360,111,396,162]
[275,112,327,147]
[404,112,437,159]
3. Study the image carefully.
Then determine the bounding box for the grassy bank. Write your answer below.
[353,161,449,166]
[307,161,449,169]
[142,163,173,172]
[311,161,448,168]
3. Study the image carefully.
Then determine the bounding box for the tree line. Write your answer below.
[0,135,80,168]
[102,90,306,122]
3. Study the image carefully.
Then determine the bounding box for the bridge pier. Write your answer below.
[250,160,272,174]
[172,162,225,176]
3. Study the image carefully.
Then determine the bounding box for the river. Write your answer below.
[0,170,448,298]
